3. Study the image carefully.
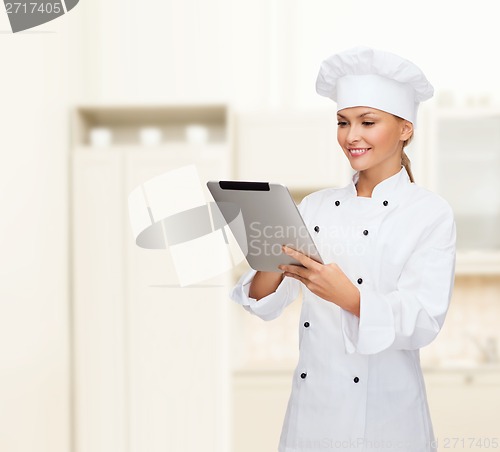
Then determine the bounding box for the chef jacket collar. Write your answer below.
[347,166,411,202]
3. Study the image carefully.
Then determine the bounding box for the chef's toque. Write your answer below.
[315,46,434,125]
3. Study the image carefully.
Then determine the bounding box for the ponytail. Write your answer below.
[401,148,414,183]
[394,114,415,183]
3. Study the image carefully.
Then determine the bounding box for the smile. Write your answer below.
[348,148,370,156]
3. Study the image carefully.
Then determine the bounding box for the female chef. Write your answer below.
[230,46,456,452]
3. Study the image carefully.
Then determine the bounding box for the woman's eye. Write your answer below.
[337,121,348,126]
[362,121,375,126]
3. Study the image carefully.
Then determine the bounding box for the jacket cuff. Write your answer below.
[229,270,297,321]
[229,268,258,306]
[341,287,396,355]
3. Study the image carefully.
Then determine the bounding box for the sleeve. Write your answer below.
[228,195,311,321]
[340,203,457,355]
[229,269,300,321]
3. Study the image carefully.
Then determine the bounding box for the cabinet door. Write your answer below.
[425,371,500,449]
[236,111,349,190]
[429,112,500,251]
[125,149,230,452]
[232,373,292,452]
[73,148,231,452]
[72,150,127,452]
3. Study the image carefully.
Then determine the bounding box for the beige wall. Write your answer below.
[0,9,84,452]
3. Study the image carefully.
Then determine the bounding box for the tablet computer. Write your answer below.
[207,180,323,272]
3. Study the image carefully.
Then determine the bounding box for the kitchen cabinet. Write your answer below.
[72,105,232,452]
[425,367,500,450]
[232,370,292,452]
[426,107,500,274]
[232,367,500,452]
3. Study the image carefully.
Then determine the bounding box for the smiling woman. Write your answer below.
[231,46,456,452]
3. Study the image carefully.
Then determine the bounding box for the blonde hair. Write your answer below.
[395,115,414,183]
[402,136,414,183]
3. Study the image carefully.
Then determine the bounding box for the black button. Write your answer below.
[383,200,389,206]
[314,225,320,233]
[335,200,340,206]
[300,372,307,379]
[357,278,363,284]
[353,377,360,383]
[304,322,310,328]
[363,229,369,236]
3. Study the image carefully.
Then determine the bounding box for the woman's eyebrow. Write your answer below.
[337,112,377,119]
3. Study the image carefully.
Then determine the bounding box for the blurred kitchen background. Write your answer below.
[1,1,500,451]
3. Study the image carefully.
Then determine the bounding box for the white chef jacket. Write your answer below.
[230,166,456,452]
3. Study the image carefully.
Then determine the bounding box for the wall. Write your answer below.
[80,0,500,108]
[0,9,83,452]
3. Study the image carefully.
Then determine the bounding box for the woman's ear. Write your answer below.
[400,120,413,141]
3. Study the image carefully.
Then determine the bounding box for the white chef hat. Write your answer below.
[315,46,434,125]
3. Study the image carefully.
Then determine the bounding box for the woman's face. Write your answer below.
[336,106,412,173]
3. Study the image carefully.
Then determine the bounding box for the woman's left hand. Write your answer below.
[278,245,360,317]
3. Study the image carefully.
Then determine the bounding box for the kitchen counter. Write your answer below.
[233,362,500,375]
[232,364,500,452]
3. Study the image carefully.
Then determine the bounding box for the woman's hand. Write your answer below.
[278,245,360,317]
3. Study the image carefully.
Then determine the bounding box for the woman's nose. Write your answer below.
[346,126,361,144]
